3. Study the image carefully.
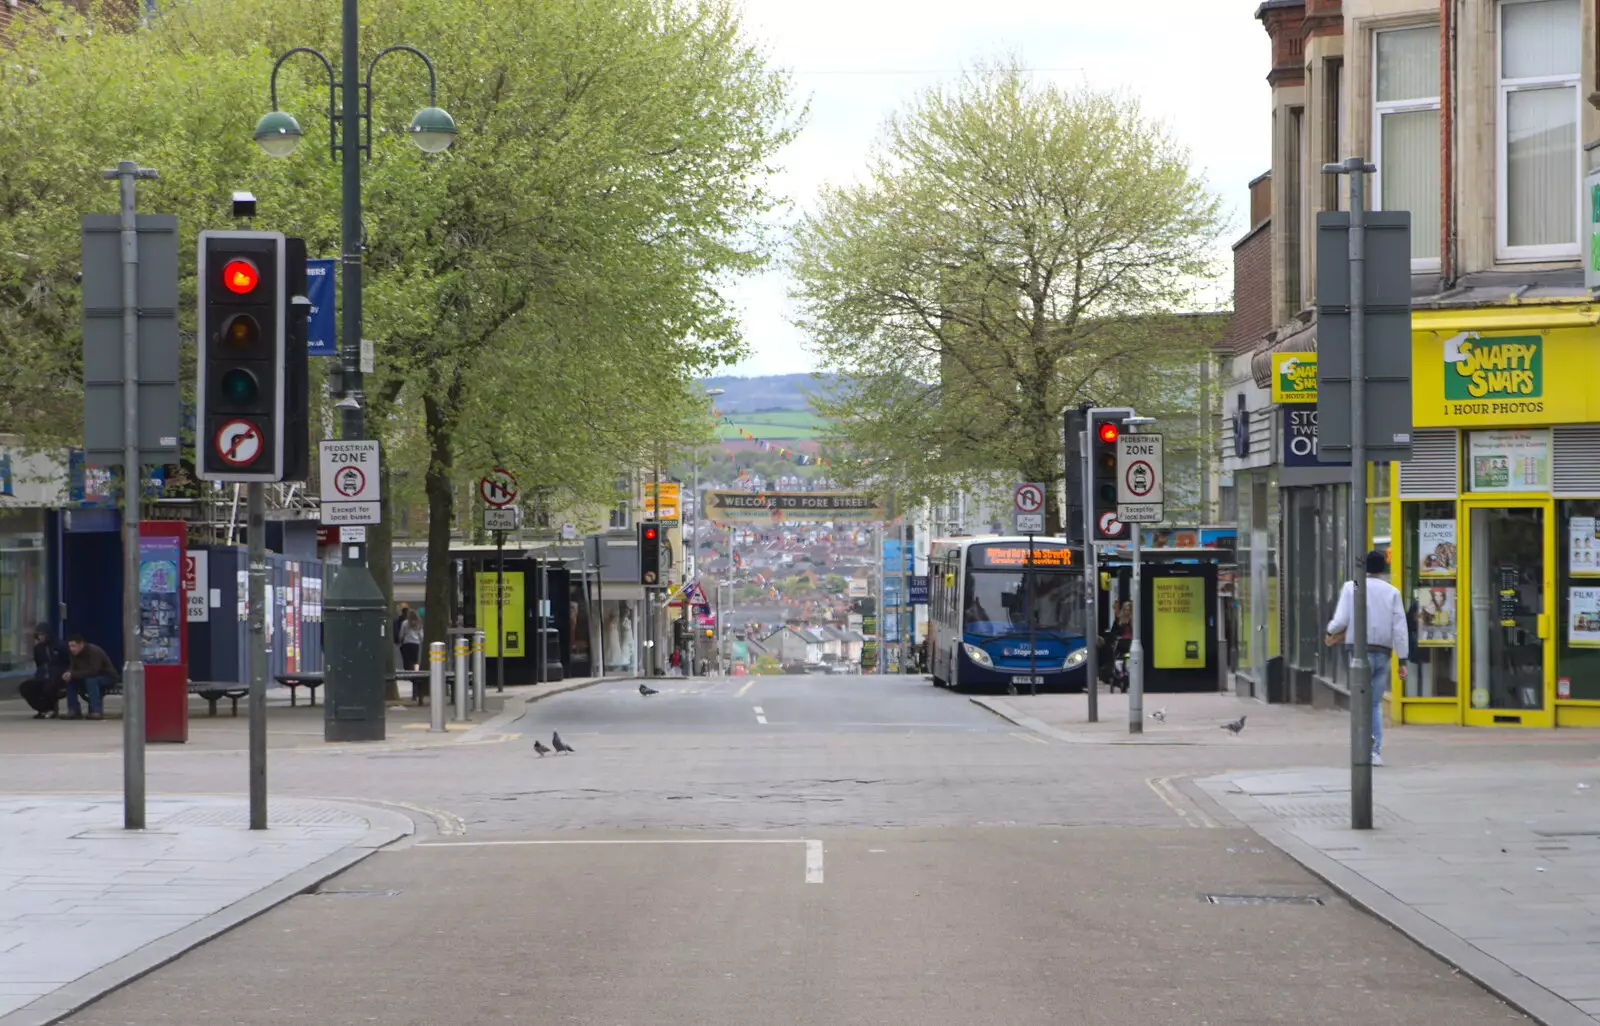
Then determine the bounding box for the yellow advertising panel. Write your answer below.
[1271,353,1317,404]
[1152,576,1206,669]
[643,482,681,520]
[1411,326,1600,427]
[475,571,525,658]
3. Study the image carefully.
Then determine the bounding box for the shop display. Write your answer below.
[1418,519,1456,577]
[1570,587,1600,649]
[1467,429,1550,492]
[1570,517,1600,578]
[1414,586,1455,647]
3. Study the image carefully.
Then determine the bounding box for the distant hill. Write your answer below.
[702,373,838,414]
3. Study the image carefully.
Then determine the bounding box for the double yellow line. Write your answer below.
[1146,775,1221,828]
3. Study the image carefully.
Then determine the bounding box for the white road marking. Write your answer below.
[753,705,768,724]
[412,837,825,883]
[736,679,756,698]
[806,839,824,883]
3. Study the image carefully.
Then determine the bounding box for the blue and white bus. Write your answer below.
[927,537,1090,692]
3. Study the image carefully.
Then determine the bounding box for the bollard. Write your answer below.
[453,636,470,723]
[472,631,486,713]
[428,642,446,733]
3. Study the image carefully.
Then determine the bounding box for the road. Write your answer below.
[50,674,1528,1025]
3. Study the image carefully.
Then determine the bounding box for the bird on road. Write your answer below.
[552,731,575,753]
[532,740,551,757]
[639,683,659,696]
[1149,707,1167,723]
[1220,715,1247,735]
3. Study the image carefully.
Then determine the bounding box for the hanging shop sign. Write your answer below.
[1270,353,1317,404]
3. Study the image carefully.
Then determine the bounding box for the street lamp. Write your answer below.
[257,16,455,743]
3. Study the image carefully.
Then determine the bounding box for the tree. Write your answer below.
[791,62,1225,529]
[0,0,796,649]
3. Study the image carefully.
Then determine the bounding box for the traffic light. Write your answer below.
[197,231,285,481]
[1061,404,1089,545]
[1087,407,1133,542]
[639,522,662,586]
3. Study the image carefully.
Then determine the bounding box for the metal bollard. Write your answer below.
[472,631,486,713]
[428,642,446,733]
[453,635,470,723]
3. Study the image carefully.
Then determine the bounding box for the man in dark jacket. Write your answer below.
[21,624,68,719]
[63,634,120,721]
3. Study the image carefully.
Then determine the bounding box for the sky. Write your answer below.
[722,0,1272,377]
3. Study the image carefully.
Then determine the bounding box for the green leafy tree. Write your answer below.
[791,62,1224,529]
[0,0,796,648]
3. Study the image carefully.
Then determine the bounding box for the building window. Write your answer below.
[1285,106,1304,312]
[1498,0,1581,258]
[1322,58,1344,213]
[1373,25,1441,265]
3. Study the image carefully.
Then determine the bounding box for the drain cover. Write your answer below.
[1204,894,1325,906]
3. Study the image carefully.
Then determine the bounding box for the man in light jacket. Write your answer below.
[1326,549,1409,766]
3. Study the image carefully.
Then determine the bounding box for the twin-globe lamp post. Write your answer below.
[252,24,455,742]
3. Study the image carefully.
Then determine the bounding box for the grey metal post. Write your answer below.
[1026,531,1037,696]
[472,630,486,712]
[495,531,506,692]
[1126,422,1146,735]
[428,641,446,732]
[106,160,156,832]
[248,484,268,829]
[453,634,469,723]
[1324,156,1377,830]
[1081,429,1099,722]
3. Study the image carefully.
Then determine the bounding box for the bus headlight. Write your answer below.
[961,643,993,668]
[1063,647,1087,670]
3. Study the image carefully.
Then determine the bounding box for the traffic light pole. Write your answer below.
[1081,428,1098,723]
[247,483,268,829]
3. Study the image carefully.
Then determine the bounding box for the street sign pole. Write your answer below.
[247,482,268,829]
[496,530,506,693]
[1116,419,1162,735]
[107,161,158,831]
[1027,530,1037,697]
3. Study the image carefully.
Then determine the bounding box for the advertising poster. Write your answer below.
[1417,520,1457,578]
[1152,576,1206,669]
[475,571,525,658]
[1414,586,1456,647]
[1570,587,1600,649]
[137,538,182,666]
[1468,429,1550,492]
[1570,517,1600,578]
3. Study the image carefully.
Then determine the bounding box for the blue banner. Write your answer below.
[306,258,337,356]
[907,575,929,604]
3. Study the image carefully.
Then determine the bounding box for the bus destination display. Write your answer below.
[970,544,1073,568]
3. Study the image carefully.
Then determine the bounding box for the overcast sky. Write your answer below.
[722,1,1271,377]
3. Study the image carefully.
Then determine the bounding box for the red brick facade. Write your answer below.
[1229,224,1273,354]
[1258,0,1306,86]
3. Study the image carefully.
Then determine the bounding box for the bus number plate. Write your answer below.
[1013,676,1043,685]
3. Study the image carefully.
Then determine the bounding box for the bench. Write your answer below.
[99,681,253,717]
[395,669,455,705]
[275,673,324,707]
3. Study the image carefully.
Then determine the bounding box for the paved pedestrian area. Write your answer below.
[0,794,410,1026]
[1197,762,1600,1026]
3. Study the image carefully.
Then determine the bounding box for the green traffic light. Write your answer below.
[220,368,259,404]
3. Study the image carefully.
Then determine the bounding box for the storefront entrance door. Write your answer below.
[1464,504,1553,727]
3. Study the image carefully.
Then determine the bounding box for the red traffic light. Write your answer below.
[222,258,260,294]
[1097,421,1119,444]
[643,526,658,541]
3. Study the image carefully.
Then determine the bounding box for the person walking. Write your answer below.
[62,634,120,721]
[399,609,423,671]
[1326,549,1409,766]
[21,624,69,719]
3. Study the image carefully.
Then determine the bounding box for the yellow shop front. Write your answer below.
[1391,306,1600,729]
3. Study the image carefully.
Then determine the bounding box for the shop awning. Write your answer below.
[1410,304,1600,333]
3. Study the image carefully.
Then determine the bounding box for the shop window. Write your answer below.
[0,511,49,673]
[1556,499,1600,701]
[1497,0,1582,259]
[1373,26,1441,264]
[1402,501,1459,698]
[1467,428,1551,493]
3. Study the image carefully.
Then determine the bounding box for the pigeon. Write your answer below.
[1149,707,1167,723]
[532,740,551,757]
[639,683,659,696]
[1219,715,1247,735]
[552,731,575,754]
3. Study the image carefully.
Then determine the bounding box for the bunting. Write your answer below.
[713,407,831,467]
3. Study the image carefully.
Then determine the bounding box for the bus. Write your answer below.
[927,537,1089,692]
